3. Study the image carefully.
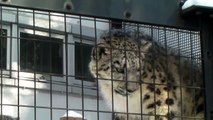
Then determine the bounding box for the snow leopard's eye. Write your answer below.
[113,60,120,65]
[91,47,107,60]
[112,61,125,73]
[114,67,125,74]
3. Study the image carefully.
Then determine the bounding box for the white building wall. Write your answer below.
[0,6,111,120]
[1,84,112,120]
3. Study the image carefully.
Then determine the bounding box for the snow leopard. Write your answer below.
[89,30,204,120]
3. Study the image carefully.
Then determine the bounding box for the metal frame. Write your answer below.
[0,0,212,120]
[0,0,202,29]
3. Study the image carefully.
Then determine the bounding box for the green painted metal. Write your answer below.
[0,0,198,29]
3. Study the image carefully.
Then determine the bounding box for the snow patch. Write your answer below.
[62,111,83,118]
[182,0,213,10]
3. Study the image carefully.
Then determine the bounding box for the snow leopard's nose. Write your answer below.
[126,82,138,93]
[92,47,106,60]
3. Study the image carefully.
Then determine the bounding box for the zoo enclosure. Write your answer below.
[0,0,212,120]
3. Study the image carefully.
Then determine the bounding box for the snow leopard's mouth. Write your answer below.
[114,87,131,96]
[114,83,139,96]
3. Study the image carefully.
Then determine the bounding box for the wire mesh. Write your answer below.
[0,4,204,120]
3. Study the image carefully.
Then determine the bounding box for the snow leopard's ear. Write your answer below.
[140,40,152,52]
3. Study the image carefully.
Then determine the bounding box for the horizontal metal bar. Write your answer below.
[1,0,200,29]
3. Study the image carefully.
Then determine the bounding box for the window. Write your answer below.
[0,29,7,69]
[20,32,63,74]
[75,42,93,81]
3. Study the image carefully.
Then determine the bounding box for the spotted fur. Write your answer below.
[89,31,204,120]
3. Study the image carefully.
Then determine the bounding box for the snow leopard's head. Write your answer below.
[89,31,152,94]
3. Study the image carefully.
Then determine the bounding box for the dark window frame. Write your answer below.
[20,32,64,75]
[0,29,8,70]
[74,41,94,81]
